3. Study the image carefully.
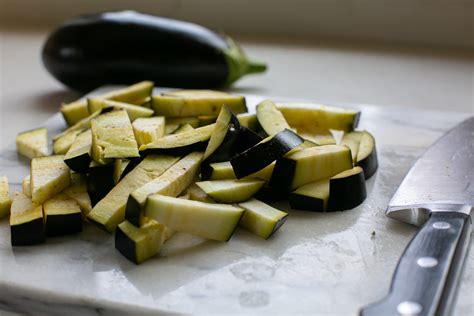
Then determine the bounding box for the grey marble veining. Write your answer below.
[0,88,472,315]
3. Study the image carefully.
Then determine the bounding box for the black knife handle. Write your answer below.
[360,211,471,316]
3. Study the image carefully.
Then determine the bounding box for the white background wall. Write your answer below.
[1,0,473,49]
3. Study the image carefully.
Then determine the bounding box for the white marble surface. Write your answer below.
[0,88,472,315]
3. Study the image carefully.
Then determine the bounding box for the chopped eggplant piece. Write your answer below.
[113,159,130,184]
[60,100,90,128]
[196,179,265,203]
[288,179,329,212]
[10,192,45,246]
[98,81,154,104]
[256,99,291,136]
[238,198,288,239]
[115,219,167,264]
[356,131,378,179]
[231,129,303,179]
[126,152,203,226]
[87,162,115,206]
[0,176,12,219]
[201,161,275,182]
[256,185,288,203]
[53,110,102,141]
[139,96,152,108]
[203,106,240,162]
[184,183,215,203]
[237,113,260,132]
[164,118,199,135]
[173,124,195,134]
[44,193,82,236]
[91,110,139,164]
[164,89,237,99]
[340,131,363,162]
[246,162,275,182]
[165,124,181,135]
[166,117,200,128]
[198,115,217,126]
[178,193,191,199]
[63,173,92,218]
[31,155,71,204]
[297,128,336,145]
[152,90,247,117]
[145,195,244,241]
[22,176,31,198]
[64,129,92,173]
[61,81,154,126]
[53,128,84,155]
[139,124,215,156]
[277,102,360,132]
[289,166,366,212]
[161,225,176,242]
[340,130,378,179]
[270,144,352,192]
[165,123,195,135]
[88,99,154,121]
[328,166,367,211]
[87,155,178,232]
[118,157,143,179]
[286,139,319,156]
[16,128,48,159]
[201,161,236,180]
[132,117,165,146]
[233,126,263,154]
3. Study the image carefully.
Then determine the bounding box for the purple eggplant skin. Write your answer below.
[328,169,367,211]
[231,129,304,179]
[234,126,264,155]
[205,111,241,163]
[42,11,266,91]
[87,164,115,206]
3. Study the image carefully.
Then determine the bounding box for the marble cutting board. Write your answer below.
[0,87,472,316]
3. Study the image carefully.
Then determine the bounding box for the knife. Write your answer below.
[360,117,474,316]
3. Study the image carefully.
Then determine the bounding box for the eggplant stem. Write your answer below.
[247,60,267,74]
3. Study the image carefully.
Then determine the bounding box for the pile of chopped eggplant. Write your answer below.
[0,81,378,264]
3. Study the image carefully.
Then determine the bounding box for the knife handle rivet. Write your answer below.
[433,221,451,230]
[397,301,422,315]
[416,256,438,268]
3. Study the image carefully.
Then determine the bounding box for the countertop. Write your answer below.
[0,28,473,316]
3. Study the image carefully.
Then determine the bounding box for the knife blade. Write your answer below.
[360,117,474,316]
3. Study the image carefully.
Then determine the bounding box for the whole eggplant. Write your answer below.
[42,11,266,91]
